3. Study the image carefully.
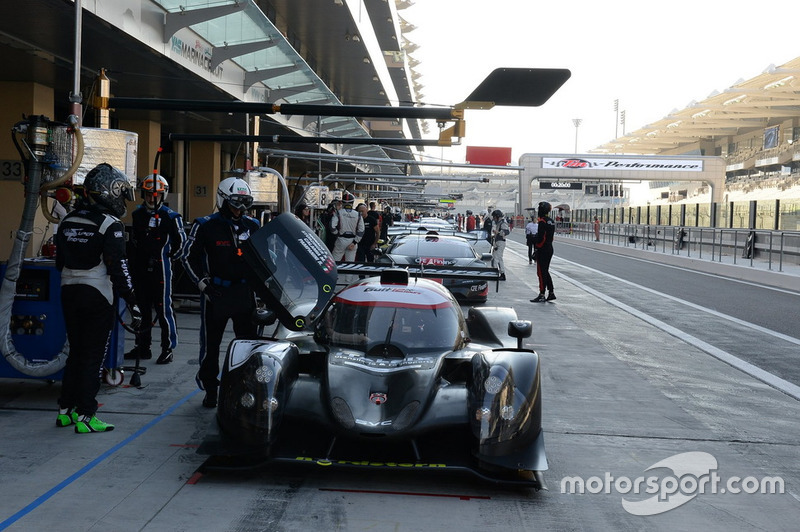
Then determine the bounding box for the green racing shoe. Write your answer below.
[56,408,79,427]
[74,415,115,433]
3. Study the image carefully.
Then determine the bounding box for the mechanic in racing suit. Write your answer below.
[182,177,260,408]
[330,191,364,262]
[55,163,142,433]
[490,209,510,281]
[530,201,556,302]
[125,174,186,365]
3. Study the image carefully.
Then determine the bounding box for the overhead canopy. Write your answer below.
[591,56,800,155]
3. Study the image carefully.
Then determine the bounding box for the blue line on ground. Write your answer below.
[0,389,201,531]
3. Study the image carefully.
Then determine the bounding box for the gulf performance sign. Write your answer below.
[542,157,703,171]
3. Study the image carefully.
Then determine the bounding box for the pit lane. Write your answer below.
[1,236,799,531]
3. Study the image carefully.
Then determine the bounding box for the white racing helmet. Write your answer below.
[140,174,169,208]
[217,177,254,211]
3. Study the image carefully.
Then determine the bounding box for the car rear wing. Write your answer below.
[336,261,501,290]
[386,226,485,243]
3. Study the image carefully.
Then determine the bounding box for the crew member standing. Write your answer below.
[525,214,538,264]
[318,199,340,251]
[465,210,476,231]
[330,191,364,262]
[56,163,142,433]
[182,177,260,408]
[490,209,510,281]
[380,205,393,241]
[356,203,380,262]
[593,215,601,241]
[531,201,556,302]
[125,174,185,365]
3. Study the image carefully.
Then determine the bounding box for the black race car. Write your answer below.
[374,233,494,303]
[200,213,547,489]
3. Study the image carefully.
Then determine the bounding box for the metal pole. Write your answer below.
[70,0,83,124]
[572,118,582,154]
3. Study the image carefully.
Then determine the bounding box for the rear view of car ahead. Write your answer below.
[201,214,547,489]
[375,233,493,303]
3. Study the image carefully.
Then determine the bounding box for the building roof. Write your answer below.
[0,0,425,167]
[591,56,800,156]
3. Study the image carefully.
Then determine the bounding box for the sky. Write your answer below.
[402,0,800,166]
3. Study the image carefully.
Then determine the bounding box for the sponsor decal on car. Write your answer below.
[331,352,437,370]
[295,457,447,468]
[369,392,388,405]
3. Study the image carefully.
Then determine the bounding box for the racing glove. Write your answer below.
[127,302,143,332]
[197,277,222,300]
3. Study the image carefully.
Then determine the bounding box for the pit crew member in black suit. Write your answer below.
[125,174,186,365]
[530,201,556,302]
[182,177,260,408]
[55,163,142,433]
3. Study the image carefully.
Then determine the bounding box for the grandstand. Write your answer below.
[590,55,800,208]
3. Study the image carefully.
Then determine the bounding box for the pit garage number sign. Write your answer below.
[0,160,24,181]
[304,184,330,209]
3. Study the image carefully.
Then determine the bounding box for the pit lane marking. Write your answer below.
[0,390,202,530]
[526,252,800,401]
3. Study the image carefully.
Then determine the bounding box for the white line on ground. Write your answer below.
[505,243,800,401]
[553,259,800,400]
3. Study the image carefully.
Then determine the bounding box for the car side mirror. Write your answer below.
[481,253,493,262]
[507,320,532,349]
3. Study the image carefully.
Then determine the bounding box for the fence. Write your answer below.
[565,222,800,273]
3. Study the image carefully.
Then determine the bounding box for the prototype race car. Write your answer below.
[201,213,547,488]
[374,233,494,303]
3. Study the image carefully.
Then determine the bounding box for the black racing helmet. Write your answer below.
[83,163,135,217]
[537,201,552,218]
[341,190,356,207]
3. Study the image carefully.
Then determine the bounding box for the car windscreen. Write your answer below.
[322,300,460,354]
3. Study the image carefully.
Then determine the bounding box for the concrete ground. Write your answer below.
[1,235,798,531]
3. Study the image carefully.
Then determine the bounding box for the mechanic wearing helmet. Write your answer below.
[330,191,364,262]
[124,174,186,365]
[490,209,510,281]
[530,201,557,302]
[182,177,260,408]
[55,163,142,433]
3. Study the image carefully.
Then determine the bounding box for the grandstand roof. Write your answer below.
[591,56,800,155]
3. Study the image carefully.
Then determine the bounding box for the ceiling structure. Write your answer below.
[0,0,428,173]
[591,56,800,156]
